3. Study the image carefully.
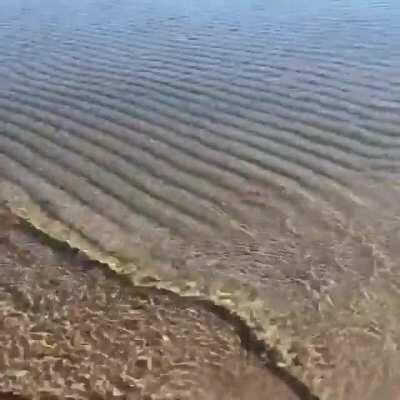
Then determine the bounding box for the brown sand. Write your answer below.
[0,207,300,400]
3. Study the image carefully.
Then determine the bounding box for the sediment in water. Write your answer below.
[0,206,303,400]
[1,175,400,400]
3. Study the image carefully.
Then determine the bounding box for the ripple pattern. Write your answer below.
[1,1,400,399]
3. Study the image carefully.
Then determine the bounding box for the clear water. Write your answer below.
[1,1,400,399]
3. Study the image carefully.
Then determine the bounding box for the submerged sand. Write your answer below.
[1,1,400,398]
[0,208,301,400]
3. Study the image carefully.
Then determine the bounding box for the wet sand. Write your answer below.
[0,208,301,400]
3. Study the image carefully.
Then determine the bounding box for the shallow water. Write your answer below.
[1,0,400,399]
[0,208,303,400]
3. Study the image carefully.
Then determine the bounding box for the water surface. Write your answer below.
[1,1,400,399]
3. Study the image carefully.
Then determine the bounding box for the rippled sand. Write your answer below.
[1,0,400,399]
